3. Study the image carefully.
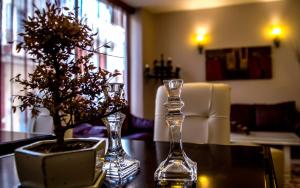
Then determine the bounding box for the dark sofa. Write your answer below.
[73,113,154,140]
[74,101,300,140]
[230,101,300,135]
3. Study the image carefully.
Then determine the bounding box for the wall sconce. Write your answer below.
[144,54,180,83]
[271,26,282,48]
[196,32,207,54]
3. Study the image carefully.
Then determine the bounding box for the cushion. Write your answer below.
[73,123,92,135]
[255,101,296,131]
[86,126,107,136]
[123,132,153,140]
[230,104,256,132]
[129,115,154,133]
[73,123,107,138]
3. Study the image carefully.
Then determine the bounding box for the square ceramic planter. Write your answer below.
[15,138,105,188]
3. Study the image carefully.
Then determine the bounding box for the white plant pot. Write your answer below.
[15,138,106,188]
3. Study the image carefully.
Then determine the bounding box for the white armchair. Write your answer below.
[154,82,231,144]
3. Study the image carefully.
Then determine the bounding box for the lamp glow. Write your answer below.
[196,33,206,54]
[197,34,205,43]
[271,25,282,48]
[272,27,282,36]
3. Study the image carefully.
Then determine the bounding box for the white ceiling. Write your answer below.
[121,0,281,13]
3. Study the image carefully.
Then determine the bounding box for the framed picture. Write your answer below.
[205,46,272,81]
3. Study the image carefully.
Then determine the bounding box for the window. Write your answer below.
[0,0,128,132]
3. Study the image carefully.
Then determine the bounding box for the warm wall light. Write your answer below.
[196,33,207,54]
[271,25,282,48]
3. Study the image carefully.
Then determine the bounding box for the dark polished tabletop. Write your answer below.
[0,130,56,155]
[0,132,276,188]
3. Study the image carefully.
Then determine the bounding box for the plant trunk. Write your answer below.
[52,57,66,150]
[54,128,65,149]
[53,111,66,150]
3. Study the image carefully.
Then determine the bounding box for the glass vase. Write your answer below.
[102,83,140,185]
[154,79,197,187]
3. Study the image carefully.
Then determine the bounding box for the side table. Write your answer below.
[231,131,300,185]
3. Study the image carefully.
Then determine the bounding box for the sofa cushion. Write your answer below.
[73,123,92,135]
[123,132,153,140]
[230,104,256,132]
[86,126,107,136]
[73,123,107,138]
[255,101,296,131]
[129,115,154,134]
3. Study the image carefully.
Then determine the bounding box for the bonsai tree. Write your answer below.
[12,2,126,151]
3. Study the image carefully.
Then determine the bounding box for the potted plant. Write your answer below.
[11,2,126,187]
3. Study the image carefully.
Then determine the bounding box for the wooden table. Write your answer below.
[0,136,276,188]
[0,130,56,156]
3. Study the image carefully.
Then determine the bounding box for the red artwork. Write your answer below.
[205,46,272,81]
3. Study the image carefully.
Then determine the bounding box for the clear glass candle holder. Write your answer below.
[102,83,140,185]
[154,79,197,186]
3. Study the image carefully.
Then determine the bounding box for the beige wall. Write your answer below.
[135,0,300,119]
[140,10,158,120]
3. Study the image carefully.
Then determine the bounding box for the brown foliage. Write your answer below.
[12,2,126,148]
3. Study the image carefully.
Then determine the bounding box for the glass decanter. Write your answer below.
[154,79,197,187]
[102,83,140,185]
